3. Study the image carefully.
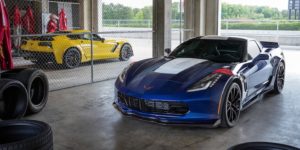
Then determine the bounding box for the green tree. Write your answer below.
[142,6,152,20]
[221,3,288,20]
[134,10,144,20]
[172,2,181,20]
[103,3,134,19]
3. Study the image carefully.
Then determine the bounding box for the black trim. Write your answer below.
[260,41,279,49]
[111,43,119,52]
[113,102,219,128]
[117,92,189,115]
[21,51,56,62]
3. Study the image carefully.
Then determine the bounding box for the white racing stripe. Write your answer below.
[154,58,207,74]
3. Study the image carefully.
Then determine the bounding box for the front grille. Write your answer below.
[118,92,189,115]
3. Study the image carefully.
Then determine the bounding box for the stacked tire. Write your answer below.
[0,69,52,149]
[0,68,49,119]
[0,120,53,150]
[228,142,299,150]
[0,79,28,120]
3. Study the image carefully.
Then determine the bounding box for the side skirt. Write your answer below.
[241,87,273,111]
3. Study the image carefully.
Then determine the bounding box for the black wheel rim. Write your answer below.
[277,63,285,91]
[121,46,131,60]
[226,83,241,126]
[65,50,80,67]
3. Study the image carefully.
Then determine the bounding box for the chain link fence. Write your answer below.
[6,0,153,91]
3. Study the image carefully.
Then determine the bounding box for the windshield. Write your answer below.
[169,39,246,63]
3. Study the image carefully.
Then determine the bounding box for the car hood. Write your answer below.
[105,39,127,44]
[125,57,232,94]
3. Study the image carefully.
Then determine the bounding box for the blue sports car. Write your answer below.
[114,36,285,127]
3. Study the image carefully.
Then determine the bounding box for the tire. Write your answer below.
[0,120,53,150]
[1,68,49,114]
[119,43,133,61]
[0,79,28,120]
[271,61,285,94]
[228,142,299,150]
[63,48,81,69]
[220,82,242,128]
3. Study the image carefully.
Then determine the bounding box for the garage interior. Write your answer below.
[2,0,300,149]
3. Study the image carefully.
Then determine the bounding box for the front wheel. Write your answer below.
[220,82,242,128]
[119,44,133,61]
[63,48,81,69]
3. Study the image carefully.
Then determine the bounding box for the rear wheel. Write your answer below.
[272,61,285,94]
[119,44,133,61]
[221,82,242,128]
[63,48,81,69]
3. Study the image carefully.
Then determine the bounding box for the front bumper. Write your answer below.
[113,91,221,127]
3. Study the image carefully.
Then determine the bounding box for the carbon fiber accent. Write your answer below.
[118,92,189,115]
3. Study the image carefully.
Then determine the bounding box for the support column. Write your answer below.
[205,0,220,35]
[79,0,92,30]
[92,0,103,32]
[32,0,49,33]
[153,0,172,57]
[41,0,49,13]
[183,0,220,40]
[183,0,194,40]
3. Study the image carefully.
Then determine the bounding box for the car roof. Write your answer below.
[52,30,91,35]
[70,30,90,33]
[200,35,255,41]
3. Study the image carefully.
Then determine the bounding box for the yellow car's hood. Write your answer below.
[105,39,127,44]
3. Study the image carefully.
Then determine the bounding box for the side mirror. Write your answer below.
[165,48,171,54]
[254,54,270,61]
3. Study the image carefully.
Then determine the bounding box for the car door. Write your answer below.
[79,34,92,59]
[92,34,118,59]
[242,41,273,96]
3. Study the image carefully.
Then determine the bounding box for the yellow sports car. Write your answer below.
[20,30,133,68]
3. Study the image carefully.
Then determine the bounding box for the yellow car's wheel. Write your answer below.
[63,48,81,69]
[119,43,133,61]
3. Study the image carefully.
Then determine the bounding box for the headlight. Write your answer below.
[187,68,233,92]
[188,74,222,92]
[118,63,134,83]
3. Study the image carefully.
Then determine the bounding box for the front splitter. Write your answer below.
[113,102,221,128]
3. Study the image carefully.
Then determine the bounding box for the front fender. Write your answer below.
[214,75,244,116]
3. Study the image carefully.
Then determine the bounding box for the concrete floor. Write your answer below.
[27,49,300,150]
